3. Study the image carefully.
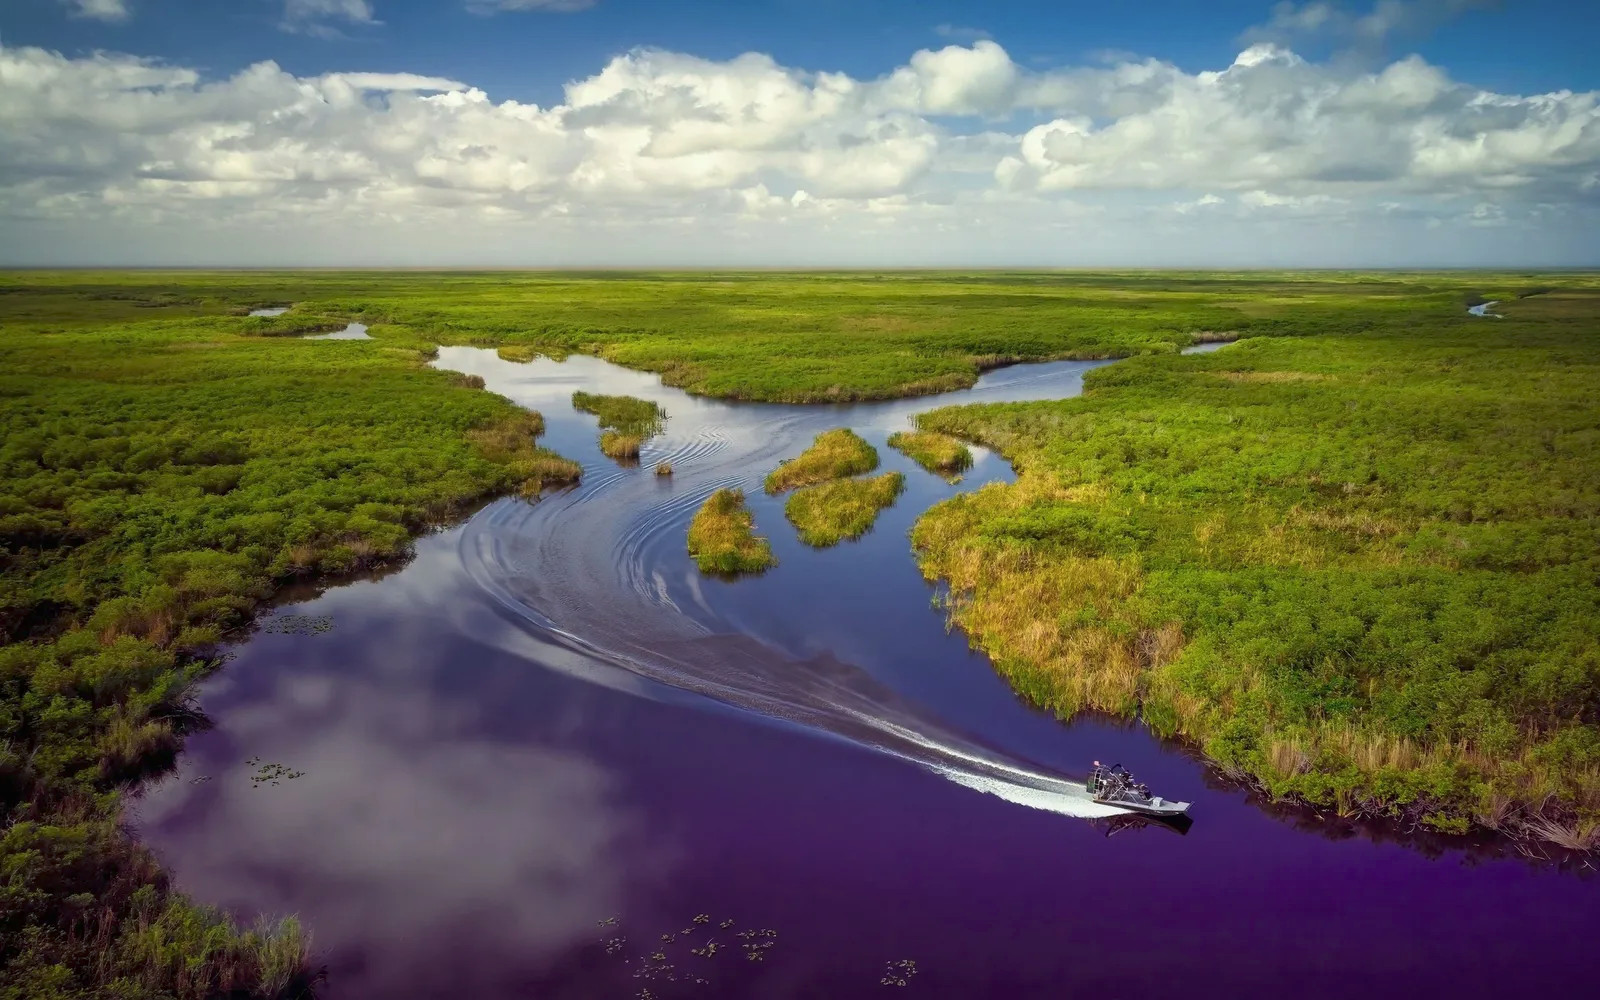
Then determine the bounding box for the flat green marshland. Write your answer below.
[914,286,1600,845]
[785,472,907,547]
[2,269,1599,996]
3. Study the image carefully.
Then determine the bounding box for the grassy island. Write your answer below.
[913,287,1600,847]
[572,391,666,464]
[764,429,879,494]
[888,430,973,479]
[785,473,907,547]
[687,489,776,575]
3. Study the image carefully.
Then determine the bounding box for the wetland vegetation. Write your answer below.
[888,430,974,480]
[687,489,776,575]
[571,390,666,464]
[784,473,907,547]
[1,268,1597,994]
[764,429,879,494]
[0,281,577,997]
[912,286,1600,847]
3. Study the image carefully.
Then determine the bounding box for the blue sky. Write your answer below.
[3,0,1598,265]
[10,1,1595,99]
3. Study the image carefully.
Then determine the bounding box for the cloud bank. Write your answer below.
[1,36,1595,265]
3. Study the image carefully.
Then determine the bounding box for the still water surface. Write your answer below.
[134,344,1597,999]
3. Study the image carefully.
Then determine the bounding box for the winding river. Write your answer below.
[133,343,1597,999]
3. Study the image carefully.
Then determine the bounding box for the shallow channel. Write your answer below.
[133,343,1598,999]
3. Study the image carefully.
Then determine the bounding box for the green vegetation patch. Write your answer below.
[571,390,666,435]
[785,473,906,547]
[0,268,1489,403]
[911,286,1600,848]
[687,488,776,575]
[888,430,973,479]
[572,391,666,465]
[0,287,578,995]
[764,428,878,494]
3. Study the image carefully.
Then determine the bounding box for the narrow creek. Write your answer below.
[132,341,1597,999]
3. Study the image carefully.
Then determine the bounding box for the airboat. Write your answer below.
[1087,762,1190,818]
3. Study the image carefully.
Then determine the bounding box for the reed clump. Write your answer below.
[687,488,776,575]
[655,461,673,476]
[785,473,905,547]
[888,430,972,478]
[600,431,643,460]
[764,428,877,494]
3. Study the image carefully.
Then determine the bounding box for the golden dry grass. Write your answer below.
[688,488,776,575]
[764,428,879,493]
[888,430,973,478]
[600,431,643,460]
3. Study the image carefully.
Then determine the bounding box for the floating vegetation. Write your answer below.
[656,461,674,477]
[261,614,333,636]
[687,488,776,575]
[764,428,878,494]
[596,912,918,992]
[596,912,778,991]
[888,430,972,479]
[245,756,306,788]
[881,958,919,987]
[784,472,905,547]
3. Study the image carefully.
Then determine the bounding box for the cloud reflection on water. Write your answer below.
[136,612,655,996]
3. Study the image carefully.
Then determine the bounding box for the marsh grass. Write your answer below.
[764,428,878,494]
[495,344,541,363]
[0,284,587,995]
[600,431,643,460]
[467,410,580,493]
[655,461,673,476]
[571,391,665,436]
[912,288,1600,845]
[1,268,1596,990]
[785,473,906,547]
[688,488,776,575]
[888,430,972,479]
[573,391,664,465]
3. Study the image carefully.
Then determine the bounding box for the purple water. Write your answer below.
[132,346,1597,999]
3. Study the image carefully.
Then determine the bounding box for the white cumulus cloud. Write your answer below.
[281,0,377,36]
[0,35,1594,265]
[467,0,600,11]
[60,0,130,22]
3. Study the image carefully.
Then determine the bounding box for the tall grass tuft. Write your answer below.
[688,488,776,575]
[784,472,905,546]
[764,428,877,494]
[600,431,643,460]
